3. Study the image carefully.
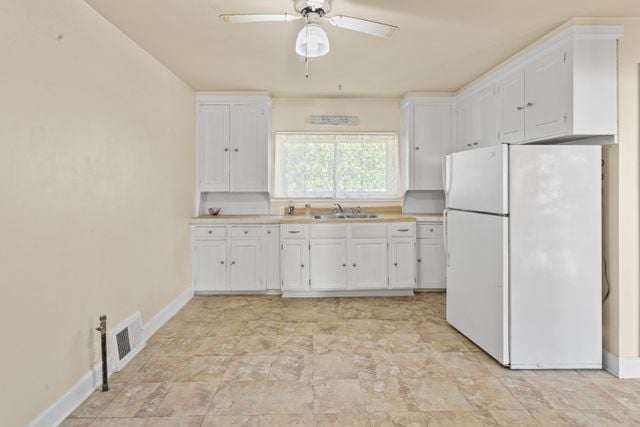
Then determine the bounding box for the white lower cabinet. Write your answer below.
[281,238,309,291]
[349,238,388,290]
[310,239,348,290]
[281,222,417,295]
[192,225,271,292]
[417,222,446,289]
[265,226,281,290]
[193,239,226,292]
[228,238,263,291]
[389,238,416,289]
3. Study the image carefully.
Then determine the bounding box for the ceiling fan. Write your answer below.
[219,0,398,60]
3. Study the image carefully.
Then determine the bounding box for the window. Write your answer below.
[274,133,400,199]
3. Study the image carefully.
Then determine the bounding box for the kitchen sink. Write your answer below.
[313,214,379,219]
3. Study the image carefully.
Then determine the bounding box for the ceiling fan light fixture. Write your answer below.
[295,22,330,58]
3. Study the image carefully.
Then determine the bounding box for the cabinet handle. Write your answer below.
[473,142,479,146]
[224,148,229,152]
[418,259,422,263]
[342,263,346,267]
[430,229,434,232]
[208,230,212,234]
[300,264,304,268]
[394,262,398,266]
[233,148,239,152]
[526,101,535,107]
[220,261,225,265]
[267,230,271,234]
[398,229,410,232]
[244,230,248,234]
[466,143,472,147]
[352,263,356,267]
[516,106,524,111]
[415,146,420,151]
[288,230,301,234]
[231,261,236,265]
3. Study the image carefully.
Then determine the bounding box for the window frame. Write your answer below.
[272,131,402,201]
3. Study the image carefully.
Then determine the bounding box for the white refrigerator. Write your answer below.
[444,144,602,369]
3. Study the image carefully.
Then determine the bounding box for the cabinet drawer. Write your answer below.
[281,224,309,238]
[388,223,416,237]
[310,224,348,239]
[350,223,387,239]
[230,226,264,238]
[417,223,443,239]
[192,226,226,239]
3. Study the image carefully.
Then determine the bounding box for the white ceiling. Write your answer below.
[85,0,640,97]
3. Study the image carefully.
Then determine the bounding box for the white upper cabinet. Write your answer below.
[230,104,269,192]
[456,97,474,151]
[198,105,230,191]
[197,96,271,193]
[457,86,498,151]
[454,25,622,151]
[497,70,526,143]
[473,85,498,148]
[523,48,568,141]
[401,97,454,191]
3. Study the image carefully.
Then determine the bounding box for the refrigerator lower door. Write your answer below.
[446,210,509,365]
[445,144,509,215]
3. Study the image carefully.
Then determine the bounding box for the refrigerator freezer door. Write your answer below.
[446,210,509,365]
[509,145,602,369]
[445,144,509,215]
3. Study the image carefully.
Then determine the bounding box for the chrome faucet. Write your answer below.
[334,203,344,213]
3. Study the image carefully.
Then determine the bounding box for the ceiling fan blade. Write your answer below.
[327,16,398,38]
[219,13,301,24]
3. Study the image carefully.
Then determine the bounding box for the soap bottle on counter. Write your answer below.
[287,201,295,216]
[305,204,311,216]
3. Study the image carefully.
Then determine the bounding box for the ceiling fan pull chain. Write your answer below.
[305,22,310,78]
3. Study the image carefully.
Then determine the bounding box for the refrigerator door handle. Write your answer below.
[443,155,452,203]
[443,209,450,267]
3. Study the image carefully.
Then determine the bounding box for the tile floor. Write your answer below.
[63,293,640,426]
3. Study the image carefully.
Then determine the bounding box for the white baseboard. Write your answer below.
[603,350,640,378]
[282,289,415,298]
[144,287,194,342]
[29,286,194,427]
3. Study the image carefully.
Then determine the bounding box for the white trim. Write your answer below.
[456,25,623,100]
[196,95,272,107]
[603,350,640,378]
[282,289,414,298]
[143,287,194,342]
[28,287,194,427]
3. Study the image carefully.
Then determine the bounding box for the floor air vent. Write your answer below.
[115,328,132,360]
[110,311,145,371]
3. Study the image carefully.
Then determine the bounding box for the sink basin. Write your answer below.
[313,214,379,219]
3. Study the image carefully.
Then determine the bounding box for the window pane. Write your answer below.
[274,133,399,199]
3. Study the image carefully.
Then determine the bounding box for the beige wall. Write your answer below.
[0,1,195,426]
[598,18,640,358]
[272,97,402,134]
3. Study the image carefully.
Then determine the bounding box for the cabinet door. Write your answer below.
[281,240,309,291]
[417,240,446,289]
[198,105,230,191]
[230,104,268,192]
[265,226,281,291]
[194,240,226,292]
[473,86,498,148]
[524,48,569,141]
[497,70,526,143]
[229,238,264,291]
[456,98,474,151]
[389,238,416,289]
[349,239,388,290]
[413,104,451,190]
[310,239,348,290]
